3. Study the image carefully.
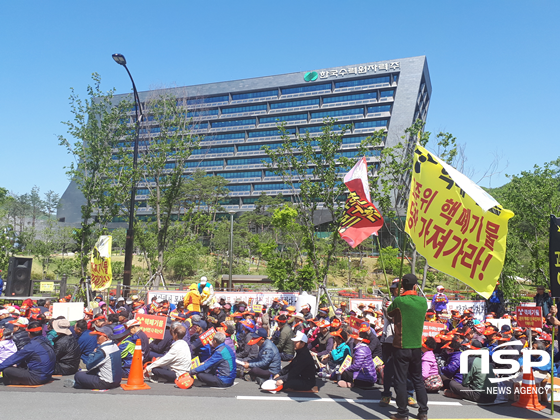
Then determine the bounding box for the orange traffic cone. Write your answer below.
[121,339,151,391]
[512,368,545,411]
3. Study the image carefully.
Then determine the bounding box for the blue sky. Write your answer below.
[1,1,558,198]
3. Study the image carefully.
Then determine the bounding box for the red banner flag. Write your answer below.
[339,157,383,248]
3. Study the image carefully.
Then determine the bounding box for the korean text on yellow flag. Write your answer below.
[90,235,112,291]
[405,144,514,299]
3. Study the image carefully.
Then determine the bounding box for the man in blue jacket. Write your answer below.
[71,325,123,389]
[0,321,55,385]
[244,328,281,381]
[73,319,98,368]
[190,331,236,387]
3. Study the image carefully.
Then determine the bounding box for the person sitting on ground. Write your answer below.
[190,319,212,361]
[73,319,98,369]
[319,329,350,378]
[221,321,236,353]
[274,331,317,392]
[421,337,442,392]
[149,322,173,360]
[125,319,150,362]
[52,318,81,376]
[440,337,463,389]
[276,314,295,361]
[145,324,192,383]
[112,324,135,377]
[208,303,227,330]
[0,330,18,364]
[308,320,334,358]
[9,317,31,351]
[71,325,122,389]
[189,331,236,387]
[0,321,55,385]
[236,319,259,362]
[243,328,281,382]
[0,309,15,329]
[445,344,495,403]
[338,331,377,388]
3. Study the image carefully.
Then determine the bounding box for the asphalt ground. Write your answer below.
[1,375,559,420]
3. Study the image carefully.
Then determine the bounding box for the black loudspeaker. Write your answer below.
[6,257,33,297]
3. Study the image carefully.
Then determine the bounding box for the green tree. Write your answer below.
[58,73,133,277]
[265,119,383,295]
[43,190,61,219]
[132,92,199,286]
[493,159,560,288]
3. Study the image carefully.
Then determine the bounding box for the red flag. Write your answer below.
[338,157,383,248]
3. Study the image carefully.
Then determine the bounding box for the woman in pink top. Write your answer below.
[421,336,442,392]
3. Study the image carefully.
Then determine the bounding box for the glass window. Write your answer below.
[354,120,388,129]
[185,160,223,168]
[136,188,150,195]
[219,198,239,205]
[227,158,272,166]
[282,83,332,95]
[212,118,256,128]
[189,122,208,130]
[203,132,245,142]
[254,183,290,191]
[323,92,377,104]
[191,147,234,155]
[248,128,296,138]
[227,184,251,191]
[300,125,343,134]
[187,95,229,106]
[164,162,176,169]
[232,89,278,101]
[393,74,399,83]
[367,105,391,113]
[335,76,390,89]
[188,109,219,117]
[380,90,395,98]
[265,169,312,176]
[270,99,319,110]
[221,104,267,114]
[221,171,261,179]
[259,113,307,124]
[237,144,264,152]
[242,197,260,204]
[311,108,363,119]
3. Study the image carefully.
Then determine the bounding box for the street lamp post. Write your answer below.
[228,210,235,291]
[112,53,143,297]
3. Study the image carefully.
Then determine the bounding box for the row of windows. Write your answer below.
[259,113,308,124]
[355,120,388,129]
[221,104,267,114]
[270,99,320,110]
[311,108,364,119]
[211,118,256,128]
[248,128,296,138]
[335,76,391,89]
[323,92,378,104]
[185,160,223,168]
[177,76,395,107]
[254,183,301,191]
[227,157,272,166]
[221,171,261,179]
[191,147,235,155]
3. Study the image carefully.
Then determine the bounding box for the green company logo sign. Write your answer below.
[304,71,318,82]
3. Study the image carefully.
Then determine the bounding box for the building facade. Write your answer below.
[58,56,431,226]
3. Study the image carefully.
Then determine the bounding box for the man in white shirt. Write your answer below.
[144,324,192,383]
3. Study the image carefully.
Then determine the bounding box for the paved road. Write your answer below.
[1,377,558,419]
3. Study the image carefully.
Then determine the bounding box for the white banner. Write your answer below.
[349,298,486,321]
[147,290,299,307]
[52,302,85,322]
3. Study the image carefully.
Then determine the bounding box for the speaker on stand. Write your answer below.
[6,257,33,297]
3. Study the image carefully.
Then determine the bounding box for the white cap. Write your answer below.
[211,303,221,309]
[117,297,125,302]
[292,312,305,320]
[0,309,9,315]
[14,317,29,326]
[200,276,208,284]
[156,298,163,303]
[291,330,308,343]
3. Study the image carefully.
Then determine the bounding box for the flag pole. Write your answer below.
[397,233,408,296]
[376,236,391,293]
[550,325,556,416]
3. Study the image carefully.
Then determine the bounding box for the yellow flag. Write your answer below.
[90,235,112,291]
[405,144,514,299]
